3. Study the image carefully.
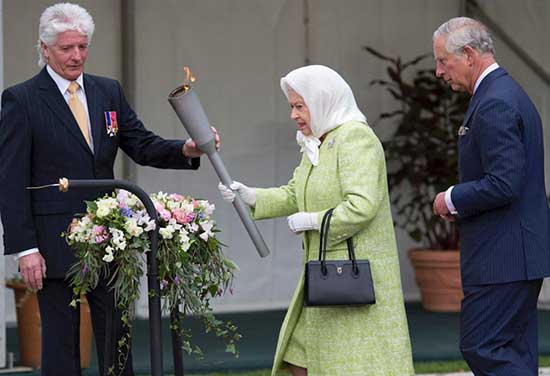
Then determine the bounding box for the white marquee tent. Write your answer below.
[1,1,549,349]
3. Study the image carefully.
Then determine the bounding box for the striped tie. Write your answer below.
[67,81,91,148]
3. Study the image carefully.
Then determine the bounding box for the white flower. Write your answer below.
[103,246,114,263]
[179,232,190,244]
[155,192,168,201]
[134,210,156,231]
[96,197,118,217]
[168,219,182,231]
[199,221,214,241]
[126,194,139,208]
[116,189,129,203]
[189,223,199,233]
[124,218,144,237]
[159,226,174,239]
[144,220,156,232]
[167,200,181,210]
[109,228,127,250]
[182,203,194,214]
[201,201,215,216]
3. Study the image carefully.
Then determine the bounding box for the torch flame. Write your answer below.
[182,66,196,91]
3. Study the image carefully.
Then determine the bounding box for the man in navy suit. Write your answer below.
[432,17,550,375]
[0,3,219,375]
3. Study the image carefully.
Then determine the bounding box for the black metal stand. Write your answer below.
[171,307,185,376]
[61,179,167,376]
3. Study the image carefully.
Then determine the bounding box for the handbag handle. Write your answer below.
[318,208,359,275]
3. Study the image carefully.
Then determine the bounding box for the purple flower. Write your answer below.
[174,276,180,285]
[159,209,172,221]
[160,279,169,290]
[121,207,134,217]
[82,263,88,274]
[93,225,109,244]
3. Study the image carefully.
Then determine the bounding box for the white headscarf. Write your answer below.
[280,65,367,165]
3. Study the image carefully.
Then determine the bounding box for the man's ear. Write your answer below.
[462,45,477,65]
[40,41,49,59]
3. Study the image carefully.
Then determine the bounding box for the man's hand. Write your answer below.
[287,212,319,233]
[433,191,455,222]
[19,253,47,290]
[183,126,221,158]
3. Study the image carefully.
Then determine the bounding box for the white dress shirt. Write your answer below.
[16,66,93,260]
[444,63,500,215]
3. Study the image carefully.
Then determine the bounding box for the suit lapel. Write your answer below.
[83,75,104,157]
[462,67,507,127]
[38,68,93,155]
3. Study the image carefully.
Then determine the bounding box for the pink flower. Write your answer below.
[93,225,106,234]
[159,209,172,221]
[117,190,129,208]
[172,209,195,224]
[192,200,200,209]
[93,225,109,244]
[69,218,79,232]
[154,201,165,212]
[169,193,184,202]
[172,209,187,224]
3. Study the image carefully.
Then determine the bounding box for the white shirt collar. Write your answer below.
[46,65,85,95]
[473,62,499,94]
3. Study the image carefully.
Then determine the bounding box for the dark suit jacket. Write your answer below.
[0,67,199,277]
[451,67,550,286]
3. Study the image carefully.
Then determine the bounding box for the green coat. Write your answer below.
[253,121,414,376]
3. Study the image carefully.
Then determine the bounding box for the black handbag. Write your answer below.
[304,208,376,306]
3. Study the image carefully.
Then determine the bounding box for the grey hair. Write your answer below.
[433,17,495,56]
[36,3,95,67]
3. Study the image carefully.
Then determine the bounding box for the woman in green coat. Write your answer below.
[219,65,414,376]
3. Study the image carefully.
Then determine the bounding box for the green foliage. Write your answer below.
[365,46,470,249]
[64,190,240,375]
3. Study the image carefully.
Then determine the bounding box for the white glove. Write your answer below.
[217,181,257,207]
[287,212,319,233]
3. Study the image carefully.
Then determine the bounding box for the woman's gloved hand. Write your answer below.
[287,212,319,233]
[218,181,257,207]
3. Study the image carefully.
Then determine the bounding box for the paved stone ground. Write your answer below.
[418,368,550,376]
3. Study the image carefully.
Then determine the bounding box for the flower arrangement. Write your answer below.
[63,190,240,371]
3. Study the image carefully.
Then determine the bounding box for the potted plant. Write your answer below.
[5,278,93,368]
[364,46,470,312]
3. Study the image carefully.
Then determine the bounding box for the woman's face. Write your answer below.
[287,89,312,136]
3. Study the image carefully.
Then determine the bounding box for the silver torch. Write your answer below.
[168,67,270,258]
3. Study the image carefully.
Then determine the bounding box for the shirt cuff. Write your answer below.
[15,248,39,260]
[445,186,458,215]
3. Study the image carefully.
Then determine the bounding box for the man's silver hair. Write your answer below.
[36,3,95,67]
[433,17,495,56]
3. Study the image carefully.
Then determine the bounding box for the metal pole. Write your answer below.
[170,307,184,376]
[60,179,164,376]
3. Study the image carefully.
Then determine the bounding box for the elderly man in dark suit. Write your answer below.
[432,17,550,375]
[0,3,219,375]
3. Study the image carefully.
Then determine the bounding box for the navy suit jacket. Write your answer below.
[0,67,199,277]
[451,67,550,286]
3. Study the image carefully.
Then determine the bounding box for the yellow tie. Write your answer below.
[67,81,91,148]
